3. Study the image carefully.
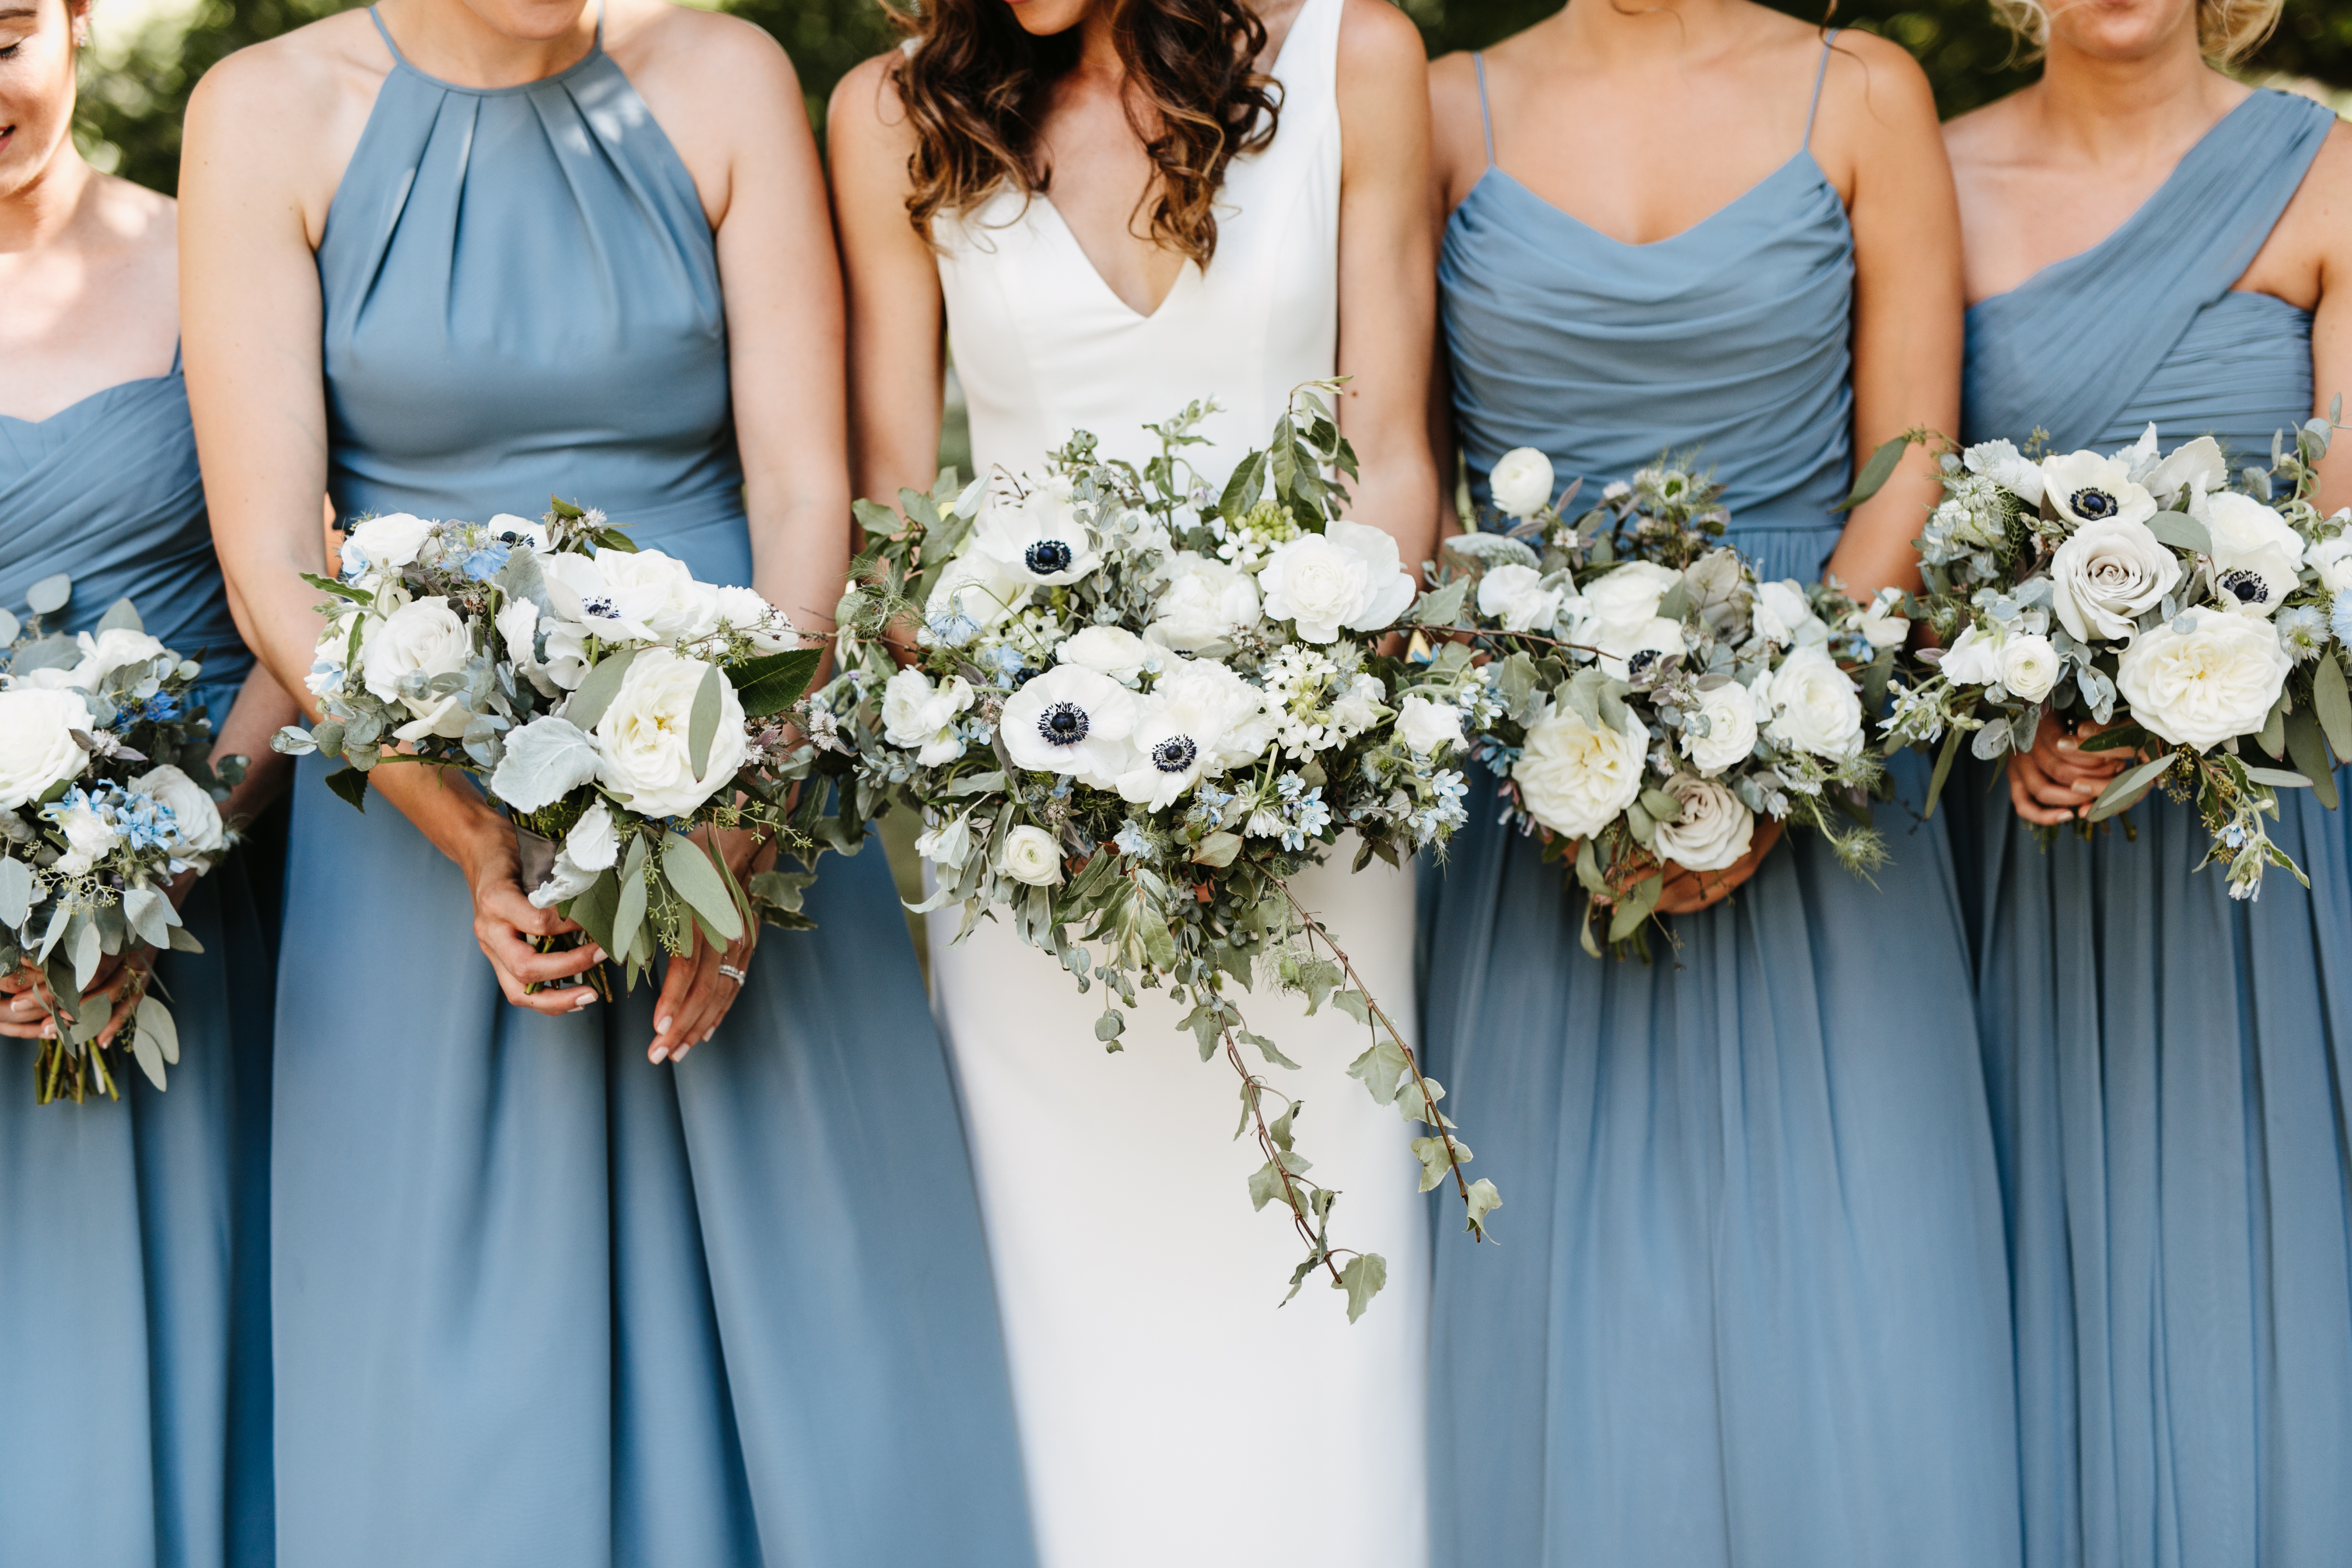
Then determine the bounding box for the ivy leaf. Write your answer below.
[1336,1252,1387,1323]
[324,767,371,813]
[1345,1038,1411,1106]
[1240,1029,1302,1071]
[1463,1177,1503,1237]
[1330,988,1371,1026]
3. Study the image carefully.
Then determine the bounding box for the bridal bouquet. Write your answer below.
[0,577,245,1102]
[811,389,1492,1318]
[1415,451,1899,956]
[1881,413,2352,896]
[276,501,824,986]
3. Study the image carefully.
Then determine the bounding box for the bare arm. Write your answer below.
[2303,127,2352,512]
[1425,50,1488,542]
[1819,34,1962,598]
[1334,0,1438,576]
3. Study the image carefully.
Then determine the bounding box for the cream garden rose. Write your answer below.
[359,595,476,741]
[2115,606,2292,751]
[1995,633,2060,703]
[1762,645,1864,760]
[593,649,748,819]
[2051,518,2180,643]
[1651,773,1755,873]
[1571,561,1680,643]
[1396,694,1463,756]
[0,687,89,810]
[1512,701,1647,840]
[132,764,225,858]
[1680,678,1760,775]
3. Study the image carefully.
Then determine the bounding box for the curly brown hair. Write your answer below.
[884,0,1283,265]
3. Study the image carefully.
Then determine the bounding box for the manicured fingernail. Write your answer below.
[703,1028,716,1044]
[573,991,596,1010]
[651,1046,669,1064]
[588,946,606,963]
[656,1015,672,1033]
[2057,737,2076,750]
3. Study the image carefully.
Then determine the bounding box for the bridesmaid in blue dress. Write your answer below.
[182,1,1034,1562]
[1421,7,2020,1563]
[1944,0,2352,1558]
[0,3,294,1562]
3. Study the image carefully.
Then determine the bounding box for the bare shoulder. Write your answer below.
[1815,26,1939,133]
[608,0,799,108]
[2279,114,2352,256]
[1428,48,1482,133]
[1337,0,1428,77]
[827,50,915,160]
[186,7,383,142]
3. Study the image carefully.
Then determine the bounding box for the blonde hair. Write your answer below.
[1988,0,2282,66]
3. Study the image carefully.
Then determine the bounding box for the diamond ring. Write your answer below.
[717,964,748,986]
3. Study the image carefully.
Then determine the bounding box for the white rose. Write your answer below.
[1750,579,1820,647]
[1000,663,1138,787]
[1763,644,1865,760]
[51,798,121,875]
[1477,564,1566,633]
[2042,449,2158,529]
[2198,491,2305,617]
[1859,588,1910,649]
[1059,625,1155,683]
[881,667,976,767]
[2115,606,2292,751]
[1511,701,1648,840]
[999,824,1065,887]
[71,627,170,689]
[593,649,748,819]
[359,595,476,740]
[1996,632,2060,703]
[2307,533,2352,597]
[1147,552,1262,653]
[1962,439,2046,507]
[1396,694,1463,755]
[2050,518,2181,643]
[564,799,620,871]
[132,764,225,858]
[1488,447,1557,520]
[1651,773,1755,873]
[974,483,1101,588]
[1572,561,1680,642]
[1259,521,1417,644]
[714,585,797,653]
[491,716,605,814]
[1680,678,1760,775]
[341,512,434,574]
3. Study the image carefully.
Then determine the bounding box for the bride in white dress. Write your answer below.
[832,3,1437,1563]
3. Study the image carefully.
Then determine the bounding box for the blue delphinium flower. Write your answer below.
[460,542,512,582]
[1113,820,1155,860]
[928,611,981,650]
[2275,605,2327,663]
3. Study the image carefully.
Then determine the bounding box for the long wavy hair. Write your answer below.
[884,0,1282,265]
[1988,0,2282,65]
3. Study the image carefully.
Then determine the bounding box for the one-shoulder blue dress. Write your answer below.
[272,16,1035,1565]
[1420,43,2019,1566]
[0,364,275,1568]
[1956,90,2352,1568]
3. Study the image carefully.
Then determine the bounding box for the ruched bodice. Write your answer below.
[320,16,743,550]
[1442,50,1854,581]
[1964,91,2332,460]
[0,372,251,709]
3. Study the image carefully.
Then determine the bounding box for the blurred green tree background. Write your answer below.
[80,0,2351,195]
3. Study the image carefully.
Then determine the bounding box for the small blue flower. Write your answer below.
[461,542,512,582]
[2332,591,2352,650]
[928,611,981,650]
[1113,821,1155,859]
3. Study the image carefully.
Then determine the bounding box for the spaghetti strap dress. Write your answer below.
[271,15,1034,1565]
[0,362,276,1568]
[1420,41,2020,1567]
[1956,89,2352,1568]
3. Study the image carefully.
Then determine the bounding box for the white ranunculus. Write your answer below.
[593,649,748,819]
[52,798,121,875]
[1059,625,1155,683]
[1763,644,1865,760]
[1572,561,1681,643]
[1000,664,1138,786]
[1488,447,1557,520]
[359,595,476,740]
[341,512,434,574]
[492,716,605,814]
[714,585,798,653]
[2050,518,2181,642]
[2043,449,2159,529]
[1680,678,1761,775]
[2115,606,2292,751]
[132,764,225,857]
[974,483,1101,588]
[1859,588,1910,649]
[924,551,1032,633]
[1749,579,1820,647]
[1259,521,1416,643]
[1651,773,1756,873]
[1996,632,2061,702]
[1963,439,2046,506]
[1477,564,1566,633]
[1511,701,1648,840]
[2307,533,2352,597]
[2198,490,2305,617]
[1396,694,1463,755]
[881,667,976,767]
[565,799,620,871]
[1147,552,1262,652]
[914,812,973,870]
[1936,624,2003,687]
[71,628,169,689]
[999,825,1065,887]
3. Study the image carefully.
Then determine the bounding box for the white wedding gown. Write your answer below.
[929,3,1430,1564]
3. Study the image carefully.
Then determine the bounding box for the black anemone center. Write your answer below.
[1626,649,1661,680]
[1025,539,1075,576]
[1152,736,1199,774]
[1038,701,1090,747]
[584,597,616,618]
[2219,568,2269,605]
[2070,487,2120,521]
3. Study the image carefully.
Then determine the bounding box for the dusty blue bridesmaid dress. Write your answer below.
[1421,43,2018,1566]
[1956,90,2352,1568]
[0,364,275,1567]
[273,15,1033,1565]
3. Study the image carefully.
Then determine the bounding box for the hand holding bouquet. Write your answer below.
[812,389,1492,1319]
[0,577,245,1102]
[277,501,825,990]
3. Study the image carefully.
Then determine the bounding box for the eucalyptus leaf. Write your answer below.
[661,833,744,944]
[2241,766,2313,789]
[140,994,180,1069]
[687,664,722,780]
[1190,832,1242,868]
[2142,511,2212,555]
[2283,709,2340,811]
[2314,652,2351,765]
[562,646,639,732]
[2086,752,2180,822]
[610,833,650,968]
[95,597,144,635]
[0,858,30,929]
[1834,434,1911,513]
[0,608,17,644]
[24,573,70,615]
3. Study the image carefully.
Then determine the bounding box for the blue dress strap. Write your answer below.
[1472,52,1495,167]
[1803,30,1839,149]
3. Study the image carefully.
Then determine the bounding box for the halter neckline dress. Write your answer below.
[271,14,1034,1563]
[1420,40,2021,1567]
[1956,88,2352,1568]
[0,363,277,1568]
[930,4,1429,1564]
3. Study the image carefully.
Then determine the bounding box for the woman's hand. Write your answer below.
[460,830,604,1018]
[2007,712,2131,826]
[0,948,153,1048]
[644,825,766,1065]
[1655,819,1786,915]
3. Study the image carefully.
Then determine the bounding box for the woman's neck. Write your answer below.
[374,0,598,89]
[0,140,92,256]
[2030,30,2240,168]
[1550,0,1753,69]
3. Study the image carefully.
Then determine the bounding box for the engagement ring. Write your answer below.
[717,964,748,986]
